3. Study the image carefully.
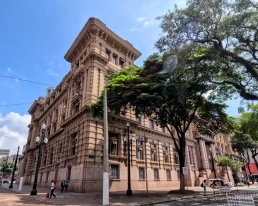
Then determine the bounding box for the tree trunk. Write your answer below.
[246,150,251,174]
[178,133,186,191]
[179,153,185,191]
[252,155,258,171]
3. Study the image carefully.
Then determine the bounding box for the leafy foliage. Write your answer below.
[232,104,258,168]
[91,53,234,190]
[0,162,17,175]
[216,155,243,173]
[156,0,258,100]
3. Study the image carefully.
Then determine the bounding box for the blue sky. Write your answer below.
[0,0,240,154]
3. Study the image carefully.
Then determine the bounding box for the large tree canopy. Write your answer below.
[232,104,258,169]
[156,0,258,100]
[91,53,234,190]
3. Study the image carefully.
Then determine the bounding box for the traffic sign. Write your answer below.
[182,167,188,175]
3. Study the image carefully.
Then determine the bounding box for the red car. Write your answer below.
[3,178,10,183]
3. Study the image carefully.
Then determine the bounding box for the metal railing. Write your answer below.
[211,190,258,206]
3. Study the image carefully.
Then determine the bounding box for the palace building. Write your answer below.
[19,18,239,192]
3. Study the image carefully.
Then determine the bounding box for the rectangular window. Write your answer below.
[111,165,119,179]
[50,152,53,164]
[136,116,141,123]
[163,146,169,163]
[67,166,72,180]
[112,55,117,65]
[154,168,159,180]
[189,146,194,165]
[174,151,179,164]
[166,169,171,180]
[59,143,62,153]
[161,127,165,132]
[136,140,143,160]
[71,134,77,156]
[53,123,57,133]
[109,133,119,156]
[151,144,157,161]
[139,167,145,180]
[45,171,49,182]
[119,58,125,68]
[40,173,43,183]
[177,170,180,180]
[149,120,154,129]
[73,101,80,113]
[106,50,110,60]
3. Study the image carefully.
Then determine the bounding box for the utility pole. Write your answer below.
[9,147,20,188]
[102,90,109,205]
[144,135,148,196]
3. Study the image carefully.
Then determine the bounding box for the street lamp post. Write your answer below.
[30,123,48,195]
[102,90,109,206]
[9,147,20,188]
[126,122,132,196]
[209,147,217,179]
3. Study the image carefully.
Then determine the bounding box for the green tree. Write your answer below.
[216,156,243,181]
[156,0,258,100]
[0,162,17,177]
[231,132,254,173]
[91,53,234,191]
[232,104,258,169]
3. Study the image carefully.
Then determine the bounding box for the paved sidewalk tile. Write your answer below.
[1,183,257,206]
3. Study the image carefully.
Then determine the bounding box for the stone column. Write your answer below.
[185,145,192,186]
[198,139,208,169]
[82,71,88,107]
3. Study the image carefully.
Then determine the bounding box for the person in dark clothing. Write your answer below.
[61,180,65,193]
[65,180,69,192]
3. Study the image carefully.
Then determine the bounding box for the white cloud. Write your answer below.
[136,17,146,22]
[143,20,154,28]
[47,68,59,77]
[130,19,154,32]
[0,112,31,155]
[130,28,142,32]
[7,68,13,73]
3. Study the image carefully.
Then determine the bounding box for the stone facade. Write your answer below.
[20,18,238,192]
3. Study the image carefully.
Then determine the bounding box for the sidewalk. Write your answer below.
[1,183,257,206]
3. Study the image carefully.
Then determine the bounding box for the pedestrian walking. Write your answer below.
[65,180,69,192]
[61,180,65,193]
[50,180,56,198]
[201,180,207,195]
[246,179,250,187]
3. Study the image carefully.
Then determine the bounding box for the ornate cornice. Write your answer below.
[64,17,141,63]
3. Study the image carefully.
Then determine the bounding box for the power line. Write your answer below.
[0,102,33,107]
[0,74,54,86]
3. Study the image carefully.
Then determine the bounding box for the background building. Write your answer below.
[46,87,56,98]
[0,149,10,159]
[20,18,237,192]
